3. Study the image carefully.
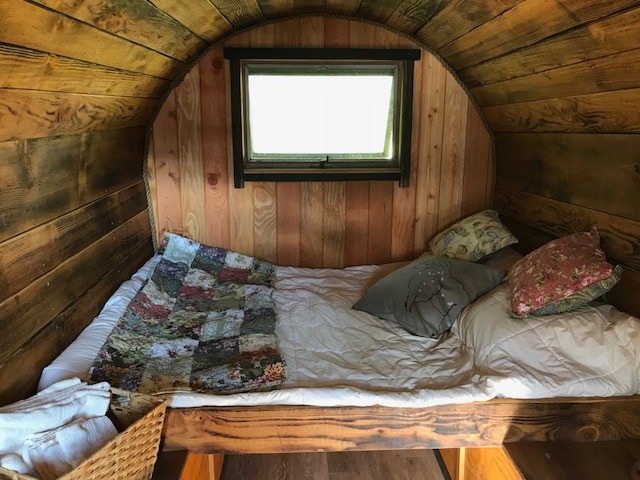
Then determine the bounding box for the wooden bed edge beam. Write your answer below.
[161,396,640,453]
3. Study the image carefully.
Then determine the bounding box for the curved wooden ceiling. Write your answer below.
[1,0,639,141]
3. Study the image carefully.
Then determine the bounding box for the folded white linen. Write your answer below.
[0,453,31,474]
[0,379,111,455]
[23,416,118,480]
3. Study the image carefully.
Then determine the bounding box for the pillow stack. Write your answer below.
[354,210,515,338]
[353,209,622,337]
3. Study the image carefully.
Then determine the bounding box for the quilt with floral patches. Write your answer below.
[90,232,286,395]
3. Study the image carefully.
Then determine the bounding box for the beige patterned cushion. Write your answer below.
[429,210,518,262]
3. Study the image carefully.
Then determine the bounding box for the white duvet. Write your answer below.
[39,256,640,408]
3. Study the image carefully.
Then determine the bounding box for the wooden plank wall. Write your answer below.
[470,6,640,317]
[148,17,493,268]
[0,0,199,405]
[0,128,152,405]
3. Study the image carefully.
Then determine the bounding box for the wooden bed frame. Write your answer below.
[161,396,640,453]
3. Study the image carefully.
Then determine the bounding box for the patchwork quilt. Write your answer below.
[90,233,286,394]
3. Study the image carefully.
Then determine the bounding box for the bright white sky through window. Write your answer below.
[247,74,394,157]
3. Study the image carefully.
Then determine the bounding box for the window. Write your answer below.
[224,48,420,187]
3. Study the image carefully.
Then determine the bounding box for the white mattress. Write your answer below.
[39,255,640,408]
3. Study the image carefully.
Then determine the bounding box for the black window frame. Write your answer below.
[223,47,420,188]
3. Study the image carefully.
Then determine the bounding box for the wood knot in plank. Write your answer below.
[208,173,220,186]
[575,425,599,441]
[211,57,223,72]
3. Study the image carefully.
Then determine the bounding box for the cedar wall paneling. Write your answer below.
[148,18,493,267]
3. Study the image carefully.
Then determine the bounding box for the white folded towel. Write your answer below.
[23,416,118,480]
[0,453,31,474]
[0,379,111,455]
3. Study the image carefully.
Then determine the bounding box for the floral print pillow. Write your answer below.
[429,210,518,262]
[508,227,621,317]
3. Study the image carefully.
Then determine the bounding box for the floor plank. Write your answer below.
[221,450,448,480]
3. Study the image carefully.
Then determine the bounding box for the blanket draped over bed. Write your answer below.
[90,233,286,394]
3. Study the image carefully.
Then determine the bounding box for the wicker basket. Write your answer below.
[0,389,166,480]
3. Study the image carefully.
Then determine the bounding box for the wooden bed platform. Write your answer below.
[161,396,640,453]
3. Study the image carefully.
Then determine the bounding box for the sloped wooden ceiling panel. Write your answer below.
[3,0,638,138]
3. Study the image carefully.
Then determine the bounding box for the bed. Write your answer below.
[38,214,640,453]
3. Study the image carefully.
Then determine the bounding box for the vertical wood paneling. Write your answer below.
[382,28,420,261]
[461,106,492,217]
[250,25,278,263]
[437,72,468,230]
[277,183,301,266]
[254,183,278,263]
[225,42,255,255]
[323,183,346,268]
[149,18,493,267]
[322,18,350,268]
[201,47,231,249]
[367,182,394,264]
[153,92,183,239]
[176,66,206,242]
[345,182,370,266]
[296,17,326,267]
[300,182,325,268]
[413,54,447,254]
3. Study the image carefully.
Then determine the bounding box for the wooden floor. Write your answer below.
[220,450,449,480]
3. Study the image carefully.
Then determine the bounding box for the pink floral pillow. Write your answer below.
[508,227,621,317]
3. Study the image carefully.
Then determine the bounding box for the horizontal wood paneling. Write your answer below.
[149,18,493,267]
[386,0,450,34]
[0,211,150,366]
[0,319,67,407]
[0,0,183,78]
[357,0,404,23]
[496,133,640,222]
[473,48,640,107]
[31,0,205,62]
[0,237,152,406]
[257,0,295,18]
[0,182,147,303]
[484,88,640,133]
[608,267,640,319]
[438,0,639,71]
[0,128,145,242]
[163,396,640,453]
[0,44,168,98]
[495,187,640,271]
[459,7,640,88]
[147,0,232,42]
[0,124,150,404]
[208,0,264,28]
[416,0,520,51]
[324,0,361,16]
[57,238,153,345]
[0,89,156,141]
[292,0,326,15]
